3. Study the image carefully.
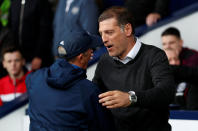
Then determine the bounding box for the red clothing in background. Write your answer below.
[0,72,29,105]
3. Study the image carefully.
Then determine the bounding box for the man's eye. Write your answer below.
[107,31,113,35]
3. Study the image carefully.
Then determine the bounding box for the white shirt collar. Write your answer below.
[113,37,142,64]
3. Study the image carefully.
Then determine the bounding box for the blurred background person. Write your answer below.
[162,28,198,110]
[161,27,198,67]
[0,41,29,106]
[124,0,170,27]
[53,0,100,58]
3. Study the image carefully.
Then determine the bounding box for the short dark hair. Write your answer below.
[98,6,135,34]
[161,27,181,39]
[1,44,23,61]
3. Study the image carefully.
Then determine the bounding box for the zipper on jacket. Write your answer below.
[13,79,16,99]
[19,0,25,45]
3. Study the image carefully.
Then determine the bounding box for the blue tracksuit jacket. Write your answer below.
[26,58,115,131]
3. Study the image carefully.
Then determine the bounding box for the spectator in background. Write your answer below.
[124,0,170,27]
[0,43,29,106]
[161,27,198,67]
[26,30,114,130]
[93,6,175,131]
[53,0,100,57]
[162,27,198,110]
[9,0,53,71]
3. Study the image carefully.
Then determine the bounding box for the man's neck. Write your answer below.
[10,71,25,80]
[118,36,136,60]
[69,61,85,69]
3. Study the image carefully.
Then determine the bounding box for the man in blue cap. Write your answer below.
[25,30,114,131]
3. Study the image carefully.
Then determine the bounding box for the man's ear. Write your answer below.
[124,23,133,37]
[179,39,183,47]
[77,53,84,63]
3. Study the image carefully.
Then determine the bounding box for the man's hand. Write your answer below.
[146,13,161,26]
[99,90,131,109]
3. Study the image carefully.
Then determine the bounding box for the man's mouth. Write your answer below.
[106,45,113,49]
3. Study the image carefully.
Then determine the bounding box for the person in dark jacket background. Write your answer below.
[170,64,198,110]
[162,27,198,110]
[164,48,193,109]
[9,0,53,71]
[26,30,115,131]
[53,0,100,58]
[124,0,170,27]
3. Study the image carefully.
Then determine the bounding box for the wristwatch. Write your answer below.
[128,91,137,104]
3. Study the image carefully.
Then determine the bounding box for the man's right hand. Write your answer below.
[99,90,131,109]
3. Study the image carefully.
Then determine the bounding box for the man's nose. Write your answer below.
[101,34,108,44]
[166,44,172,49]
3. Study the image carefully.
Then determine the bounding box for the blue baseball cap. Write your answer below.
[57,30,103,59]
